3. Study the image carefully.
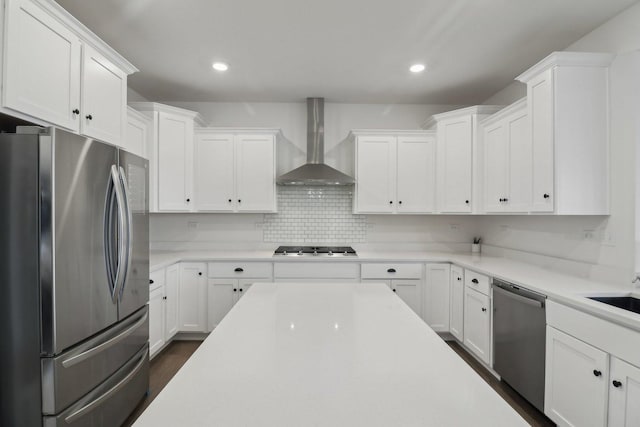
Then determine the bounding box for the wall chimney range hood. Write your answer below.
[277,98,355,186]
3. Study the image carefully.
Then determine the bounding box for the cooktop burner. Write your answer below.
[274,246,357,257]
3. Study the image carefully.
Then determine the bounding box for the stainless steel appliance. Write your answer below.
[493,279,547,412]
[0,127,149,427]
[274,246,357,257]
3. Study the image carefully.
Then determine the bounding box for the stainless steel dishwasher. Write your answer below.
[493,279,547,412]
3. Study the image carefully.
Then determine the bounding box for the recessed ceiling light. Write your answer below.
[212,62,229,71]
[409,63,426,73]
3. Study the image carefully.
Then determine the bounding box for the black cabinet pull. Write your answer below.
[233,288,237,292]
[149,279,154,284]
[593,369,602,377]
[239,288,243,292]
[186,198,191,202]
[198,272,202,276]
[457,277,462,281]
[238,199,241,203]
[389,201,393,204]
[471,278,479,284]
[85,114,93,120]
[228,199,232,202]
[162,296,167,300]
[398,201,402,205]
[387,268,396,273]
[392,289,396,292]
[543,194,550,199]
[72,108,80,115]
[465,200,469,204]
[612,380,622,388]
[499,198,503,202]
[481,307,487,312]
[503,197,509,202]
[234,267,244,272]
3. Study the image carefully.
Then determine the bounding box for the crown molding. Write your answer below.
[516,51,615,83]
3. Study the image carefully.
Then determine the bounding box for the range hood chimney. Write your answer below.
[276,98,355,186]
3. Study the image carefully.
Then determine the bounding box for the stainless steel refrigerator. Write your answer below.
[0,127,150,427]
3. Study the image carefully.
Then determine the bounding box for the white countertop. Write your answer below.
[133,282,528,427]
[150,250,640,332]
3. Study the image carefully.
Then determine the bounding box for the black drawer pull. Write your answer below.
[612,380,622,388]
[234,267,244,272]
[392,289,396,292]
[593,369,602,377]
[387,268,396,273]
[543,193,550,199]
[471,278,479,284]
[149,279,154,284]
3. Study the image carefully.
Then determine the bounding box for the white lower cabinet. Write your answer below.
[463,285,491,365]
[207,279,269,330]
[390,280,422,317]
[148,285,165,358]
[608,357,640,427]
[360,263,423,317]
[178,263,207,332]
[449,265,464,341]
[164,264,180,340]
[424,263,450,332]
[545,326,609,427]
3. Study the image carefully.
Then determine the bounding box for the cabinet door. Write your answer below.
[396,135,436,213]
[126,110,149,157]
[438,117,473,212]
[3,0,81,131]
[194,133,235,211]
[505,110,532,212]
[149,286,165,358]
[545,326,609,427]
[157,112,193,211]
[528,69,555,212]
[355,136,397,213]
[449,265,464,342]
[609,357,640,427]
[235,135,276,212]
[164,264,179,340]
[178,263,207,332]
[207,279,237,331]
[424,264,450,331]
[392,280,422,318]
[237,279,270,300]
[463,287,491,365]
[483,122,507,213]
[81,45,126,144]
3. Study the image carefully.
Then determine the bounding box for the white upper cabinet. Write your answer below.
[430,106,504,214]
[194,129,278,213]
[516,51,613,215]
[353,130,436,214]
[125,106,150,157]
[481,98,531,213]
[2,0,136,144]
[80,44,127,144]
[128,103,205,213]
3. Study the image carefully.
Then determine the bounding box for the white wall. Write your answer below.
[479,2,640,285]
[127,87,149,102]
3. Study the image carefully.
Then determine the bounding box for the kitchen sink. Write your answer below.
[587,296,640,315]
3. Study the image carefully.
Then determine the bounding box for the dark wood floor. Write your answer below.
[123,341,202,426]
[124,340,554,426]
[447,341,555,426]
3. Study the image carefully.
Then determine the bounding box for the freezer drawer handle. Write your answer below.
[64,347,147,424]
[61,310,148,368]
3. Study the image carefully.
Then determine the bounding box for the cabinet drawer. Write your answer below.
[464,269,490,296]
[361,263,423,279]
[208,262,272,279]
[274,262,359,279]
[150,269,165,290]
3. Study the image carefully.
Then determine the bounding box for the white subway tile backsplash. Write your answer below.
[263,186,366,243]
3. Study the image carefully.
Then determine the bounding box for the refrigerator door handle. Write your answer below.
[104,174,118,300]
[118,166,133,300]
[63,346,148,424]
[61,308,148,368]
[110,165,128,300]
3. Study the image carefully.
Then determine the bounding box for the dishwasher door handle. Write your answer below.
[493,285,545,308]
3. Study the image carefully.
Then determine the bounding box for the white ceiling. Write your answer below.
[56,0,637,104]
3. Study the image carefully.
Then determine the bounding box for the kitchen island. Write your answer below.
[134,282,527,426]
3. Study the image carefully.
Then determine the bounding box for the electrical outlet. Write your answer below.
[187,221,199,230]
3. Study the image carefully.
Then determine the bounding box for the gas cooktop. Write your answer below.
[273,246,357,257]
